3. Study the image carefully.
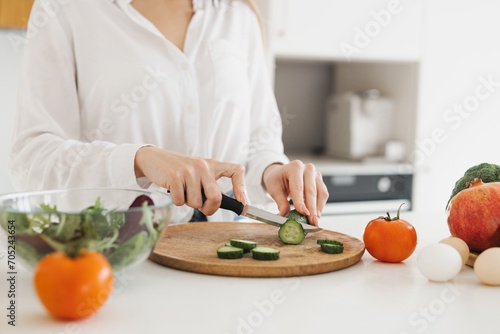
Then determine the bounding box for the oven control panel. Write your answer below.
[322,173,413,215]
[289,154,413,215]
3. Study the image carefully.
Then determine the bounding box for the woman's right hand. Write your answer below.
[134,146,246,215]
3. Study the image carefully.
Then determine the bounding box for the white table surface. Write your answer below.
[1,210,498,334]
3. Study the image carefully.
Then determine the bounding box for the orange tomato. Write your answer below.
[363,204,417,263]
[34,250,113,320]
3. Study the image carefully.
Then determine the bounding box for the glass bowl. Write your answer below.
[0,188,172,271]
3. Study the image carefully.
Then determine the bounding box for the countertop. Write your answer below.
[1,210,498,334]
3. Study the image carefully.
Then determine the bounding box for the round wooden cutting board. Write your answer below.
[466,252,478,267]
[149,222,365,277]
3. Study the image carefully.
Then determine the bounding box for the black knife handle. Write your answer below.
[201,189,244,215]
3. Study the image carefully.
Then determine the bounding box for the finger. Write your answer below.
[212,161,247,205]
[199,179,222,216]
[315,171,329,219]
[303,163,319,226]
[287,161,310,216]
[167,178,186,207]
[231,173,247,205]
[226,164,246,205]
[184,168,204,209]
[261,164,290,215]
[268,184,291,216]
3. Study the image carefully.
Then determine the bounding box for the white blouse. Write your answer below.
[9,0,289,222]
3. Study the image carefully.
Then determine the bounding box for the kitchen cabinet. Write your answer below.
[0,0,34,28]
[256,0,422,212]
[259,0,424,62]
[257,0,500,213]
[255,0,423,150]
[273,59,419,163]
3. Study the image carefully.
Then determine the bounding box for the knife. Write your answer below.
[203,191,322,232]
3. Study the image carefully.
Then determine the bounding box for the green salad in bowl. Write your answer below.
[0,188,172,271]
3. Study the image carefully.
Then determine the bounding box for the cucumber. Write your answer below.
[229,239,257,250]
[217,246,244,259]
[225,241,250,253]
[279,218,306,245]
[317,239,343,247]
[285,209,309,225]
[320,243,344,254]
[251,246,280,261]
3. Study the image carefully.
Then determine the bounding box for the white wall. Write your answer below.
[0,30,24,195]
[414,0,500,211]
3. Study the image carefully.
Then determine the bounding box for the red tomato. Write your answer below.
[34,250,114,320]
[363,204,417,263]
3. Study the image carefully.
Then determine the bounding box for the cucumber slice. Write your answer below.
[320,243,344,254]
[285,209,309,225]
[251,246,280,261]
[317,239,343,247]
[225,242,249,252]
[217,245,244,259]
[229,239,257,250]
[278,219,306,245]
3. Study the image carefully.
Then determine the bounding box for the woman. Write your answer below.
[9,0,328,225]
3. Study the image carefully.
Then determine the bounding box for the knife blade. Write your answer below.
[208,192,322,232]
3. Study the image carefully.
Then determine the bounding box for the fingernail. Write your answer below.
[304,207,311,216]
[315,214,321,225]
[238,192,247,205]
[308,213,320,226]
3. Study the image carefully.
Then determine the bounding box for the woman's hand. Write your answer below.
[262,161,329,226]
[134,146,246,215]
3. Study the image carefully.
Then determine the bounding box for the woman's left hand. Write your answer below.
[262,161,329,226]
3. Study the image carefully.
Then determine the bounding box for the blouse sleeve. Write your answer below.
[243,7,290,207]
[9,1,145,191]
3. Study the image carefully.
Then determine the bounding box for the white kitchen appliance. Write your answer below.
[325,90,395,160]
